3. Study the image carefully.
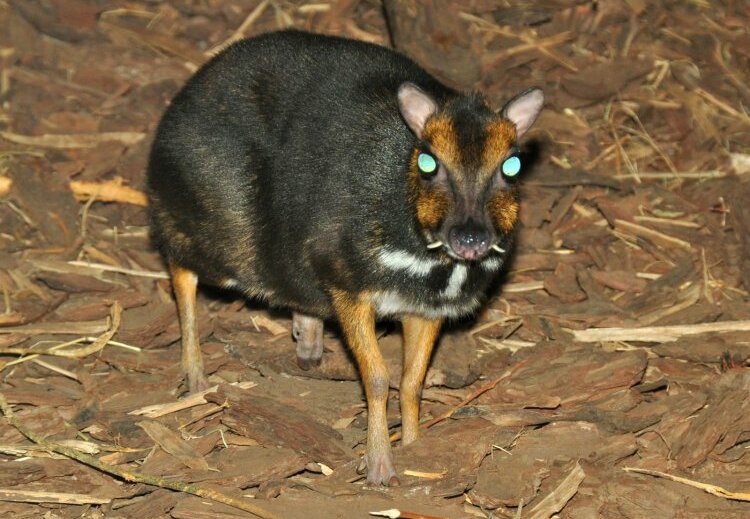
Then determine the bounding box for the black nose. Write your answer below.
[448,220,490,260]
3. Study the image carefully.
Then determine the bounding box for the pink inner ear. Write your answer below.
[504,88,544,138]
[398,83,438,138]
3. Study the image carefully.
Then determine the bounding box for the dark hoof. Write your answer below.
[297,355,322,371]
[362,452,399,486]
[187,372,210,393]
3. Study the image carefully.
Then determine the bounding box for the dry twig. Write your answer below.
[67,260,168,279]
[0,303,124,370]
[459,12,577,72]
[0,394,283,519]
[208,0,270,54]
[624,467,750,502]
[614,219,692,251]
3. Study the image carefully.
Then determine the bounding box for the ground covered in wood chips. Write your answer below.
[1,1,750,518]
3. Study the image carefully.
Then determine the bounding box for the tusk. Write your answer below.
[426,241,443,249]
[491,244,506,253]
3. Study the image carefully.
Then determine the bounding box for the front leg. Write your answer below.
[400,315,442,445]
[331,290,398,486]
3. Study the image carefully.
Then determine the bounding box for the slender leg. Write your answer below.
[292,312,324,370]
[331,290,398,486]
[400,315,442,445]
[169,263,209,392]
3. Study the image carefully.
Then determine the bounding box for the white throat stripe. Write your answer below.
[442,264,468,298]
[378,248,441,277]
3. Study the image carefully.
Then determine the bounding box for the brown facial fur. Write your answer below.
[407,147,452,231]
[483,118,520,233]
[421,115,461,168]
[482,119,518,180]
[488,189,519,233]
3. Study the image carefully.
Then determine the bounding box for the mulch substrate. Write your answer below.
[1,1,749,518]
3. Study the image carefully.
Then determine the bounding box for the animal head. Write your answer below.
[398,83,543,261]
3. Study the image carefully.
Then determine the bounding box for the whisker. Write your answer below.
[491,244,506,253]
[426,241,443,249]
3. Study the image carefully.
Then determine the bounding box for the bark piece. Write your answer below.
[561,58,653,100]
[207,385,354,468]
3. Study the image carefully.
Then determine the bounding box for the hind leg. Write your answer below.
[292,312,324,370]
[170,263,209,392]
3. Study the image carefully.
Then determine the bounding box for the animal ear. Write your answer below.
[398,82,438,138]
[501,88,544,139]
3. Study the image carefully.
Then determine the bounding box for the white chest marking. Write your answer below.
[378,248,441,277]
[371,291,481,319]
[482,257,503,272]
[441,264,468,299]
[221,278,239,289]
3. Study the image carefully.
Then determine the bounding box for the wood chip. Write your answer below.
[252,314,288,336]
[370,509,449,519]
[69,177,148,206]
[526,462,586,519]
[1,130,145,148]
[0,176,11,196]
[614,219,692,251]
[209,386,354,468]
[403,469,448,480]
[129,381,257,418]
[0,488,111,505]
[100,19,206,66]
[502,281,545,293]
[571,320,750,343]
[590,269,648,292]
[730,152,750,174]
[561,58,653,100]
[137,420,211,471]
[0,320,109,335]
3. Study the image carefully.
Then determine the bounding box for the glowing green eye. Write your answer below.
[417,152,437,175]
[502,155,521,177]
